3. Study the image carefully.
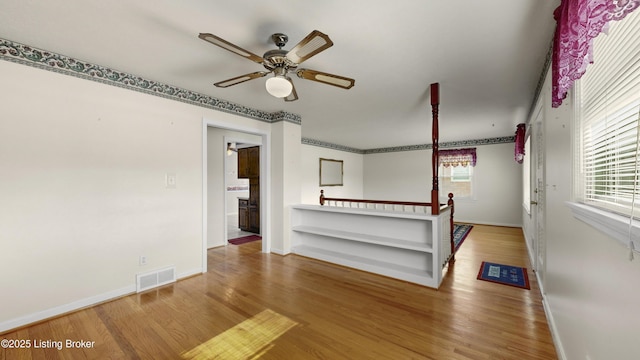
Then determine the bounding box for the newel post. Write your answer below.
[430,83,440,215]
[319,190,325,205]
[448,193,455,265]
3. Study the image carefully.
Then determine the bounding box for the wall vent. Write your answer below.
[136,266,176,293]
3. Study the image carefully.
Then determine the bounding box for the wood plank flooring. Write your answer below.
[1,225,557,359]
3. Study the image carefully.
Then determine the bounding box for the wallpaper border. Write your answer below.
[302,136,516,155]
[301,138,365,154]
[0,37,301,125]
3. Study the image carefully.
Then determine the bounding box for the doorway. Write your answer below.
[226,142,260,241]
[202,118,270,272]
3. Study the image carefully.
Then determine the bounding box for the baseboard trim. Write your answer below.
[178,268,204,279]
[0,285,135,334]
[523,230,536,269]
[0,267,204,334]
[526,231,565,359]
[270,248,290,255]
[539,275,567,360]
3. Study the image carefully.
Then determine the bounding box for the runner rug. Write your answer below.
[477,261,530,289]
[453,223,473,252]
[228,235,262,245]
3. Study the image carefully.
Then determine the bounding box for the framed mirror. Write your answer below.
[319,158,343,186]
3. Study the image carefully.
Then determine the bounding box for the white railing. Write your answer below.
[319,190,456,268]
[320,199,431,213]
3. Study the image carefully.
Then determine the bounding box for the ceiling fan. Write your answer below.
[198,30,355,101]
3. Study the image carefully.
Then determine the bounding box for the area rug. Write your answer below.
[477,261,530,289]
[228,235,262,245]
[453,223,473,252]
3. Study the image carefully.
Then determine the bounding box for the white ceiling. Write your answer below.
[0,0,559,149]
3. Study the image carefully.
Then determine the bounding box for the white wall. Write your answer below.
[0,59,281,332]
[270,121,301,254]
[363,150,431,202]
[363,143,522,226]
[0,60,199,330]
[300,144,364,204]
[526,68,640,360]
[468,143,523,226]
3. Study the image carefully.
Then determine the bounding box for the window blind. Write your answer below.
[575,9,640,217]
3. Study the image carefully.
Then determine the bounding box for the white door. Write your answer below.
[532,111,547,291]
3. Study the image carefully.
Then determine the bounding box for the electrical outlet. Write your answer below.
[139,255,147,266]
[165,173,176,189]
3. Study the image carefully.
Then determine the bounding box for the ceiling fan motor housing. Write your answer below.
[271,33,288,48]
[262,48,297,71]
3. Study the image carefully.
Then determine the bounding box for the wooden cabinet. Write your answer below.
[237,146,259,179]
[249,180,259,206]
[248,147,259,178]
[248,178,260,232]
[238,198,250,231]
[239,190,259,233]
[238,148,249,178]
[249,206,260,233]
[237,146,260,233]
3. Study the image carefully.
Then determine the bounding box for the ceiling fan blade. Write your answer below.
[285,30,333,64]
[214,71,269,88]
[284,79,298,102]
[199,33,265,64]
[296,69,355,89]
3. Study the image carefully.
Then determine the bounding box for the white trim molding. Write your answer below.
[566,201,640,250]
[0,285,135,333]
[541,296,568,360]
[0,268,204,333]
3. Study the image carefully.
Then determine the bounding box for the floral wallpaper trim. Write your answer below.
[0,37,301,125]
[362,136,516,154]
[301,138,365,154]
[302,136,516,154]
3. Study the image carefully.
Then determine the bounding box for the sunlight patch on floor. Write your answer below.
[181,309,298,359]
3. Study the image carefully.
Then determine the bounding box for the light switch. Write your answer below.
[166,173,177,189]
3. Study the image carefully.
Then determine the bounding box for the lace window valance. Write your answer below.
[439,148,477,167]
[552,0,639,108]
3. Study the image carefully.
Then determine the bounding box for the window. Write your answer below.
[440,165,473,200]
[574,9,640,218]
[451,166,471,182]
[438,148,476,201]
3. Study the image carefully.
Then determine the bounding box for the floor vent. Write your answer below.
[136,266,176,293]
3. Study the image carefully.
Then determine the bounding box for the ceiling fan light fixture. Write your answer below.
[199,30,354,101]
[265,75,293,98]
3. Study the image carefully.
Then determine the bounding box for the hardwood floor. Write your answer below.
[1,225,557,359]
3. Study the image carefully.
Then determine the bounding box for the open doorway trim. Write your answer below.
[201,117,271,273]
